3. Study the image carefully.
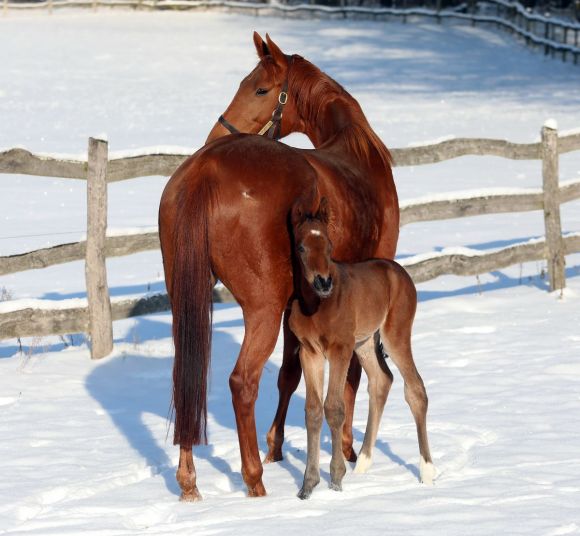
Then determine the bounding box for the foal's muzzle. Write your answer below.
[313,275,333,298]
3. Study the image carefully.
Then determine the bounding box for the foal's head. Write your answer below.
[292,198,334,299]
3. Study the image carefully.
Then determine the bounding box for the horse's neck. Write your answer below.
[303,97,387,174]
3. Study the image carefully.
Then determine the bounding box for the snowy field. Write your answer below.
[1,9,580,536]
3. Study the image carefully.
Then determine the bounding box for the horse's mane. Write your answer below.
[287,56,393,169]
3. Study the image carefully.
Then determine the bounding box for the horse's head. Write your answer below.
[292,197,335,299]
[206,33,301,143]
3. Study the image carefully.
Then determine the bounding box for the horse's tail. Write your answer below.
[170,177,214,447]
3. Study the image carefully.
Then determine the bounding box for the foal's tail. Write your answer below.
[170,178,214,447]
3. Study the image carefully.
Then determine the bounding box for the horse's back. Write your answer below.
[160,135,318,306]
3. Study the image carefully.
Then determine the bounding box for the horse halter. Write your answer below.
[218,56,293,141]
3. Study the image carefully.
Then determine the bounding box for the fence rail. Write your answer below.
[3,0,580,63]
[1,122,580,355]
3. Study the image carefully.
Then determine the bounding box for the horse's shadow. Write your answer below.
[85,305,420,497]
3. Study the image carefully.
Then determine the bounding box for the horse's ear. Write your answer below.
[316,197,330,224]
[265,34,288,68]
[253,32,269,60]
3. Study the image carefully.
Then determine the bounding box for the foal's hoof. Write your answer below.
[353,452,372,474]
[420,457,436,486]
[342,447,357,463]
[297,487,312,500]
[247,480,267,497]
[263,449,283,464]
[329,482,343,492]
[179,487,202,502]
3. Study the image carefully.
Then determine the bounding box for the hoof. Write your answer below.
[263,449,283,464]
[179,488,202,502]
[342,447,357,463]
[420,457,435,486]
[297,487,312,500]
[247,480,267,497]
[329,482,342,492]
[353,452,372,474]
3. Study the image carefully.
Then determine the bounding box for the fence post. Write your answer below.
[86,136,113,359]
[541,121,565,292]
[3,0,7,16]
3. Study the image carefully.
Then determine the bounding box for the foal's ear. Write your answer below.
[253,32,269,60]
[265,34,288,68]
[316,197,330,224]
[291,202,305,229]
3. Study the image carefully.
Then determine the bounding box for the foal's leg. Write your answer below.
[354,335,394,474]
[265,309,301,463]
[297,346,325,500]
[342,355,361,463]
[325,345,353,491]
[381,299,435,484]
[265,315,361,464]
[229,303,285,497]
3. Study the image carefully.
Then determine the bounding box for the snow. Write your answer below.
[1,9,580,536]
[545,118,559,130]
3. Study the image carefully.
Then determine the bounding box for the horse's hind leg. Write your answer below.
[325,344,353,491]
[297,346,325,500]
[265,309,301,463]
[354,334,393,474]
[176,447,202,502]
[381,283,434,484]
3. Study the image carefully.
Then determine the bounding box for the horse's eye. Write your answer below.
[256,88,269,96]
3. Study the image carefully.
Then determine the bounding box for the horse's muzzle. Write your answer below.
[313,274,333,298]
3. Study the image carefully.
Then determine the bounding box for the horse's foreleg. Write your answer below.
[325,345,353,491]
[342,354,361,463]
[297,347,324,500]
[176,446,202,502]
[229,305,284,497]
[265,309,301,463]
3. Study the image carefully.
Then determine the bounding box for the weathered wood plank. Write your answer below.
[0,287,235,340]
[400,190,544,225]
[0,148,86,179]
[0,232,160,276]
[85,137,113,359]
[107,153,188,182]
[2,132,579,180]
[402,233,580,284]
[541,124,566,291]
[2,177,578,277]
[390,138,542,167]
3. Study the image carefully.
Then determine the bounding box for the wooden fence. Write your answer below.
[2,0,580,63]
[1,123,580,357]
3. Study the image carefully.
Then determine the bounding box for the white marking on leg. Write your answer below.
[353,451,372,474]
[420,456,435,485]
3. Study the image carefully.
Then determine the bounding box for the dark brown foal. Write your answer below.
[289,198,435,499]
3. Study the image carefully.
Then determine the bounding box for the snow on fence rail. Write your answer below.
[1,123,580,357]
[2,0,580,63]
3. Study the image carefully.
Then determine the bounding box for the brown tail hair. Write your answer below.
[171,178,213,447]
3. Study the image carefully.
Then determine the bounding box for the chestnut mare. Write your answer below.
[158,33,399,501]
[288,197,434,499]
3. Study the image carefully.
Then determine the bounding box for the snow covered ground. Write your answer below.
[1,9,580,536]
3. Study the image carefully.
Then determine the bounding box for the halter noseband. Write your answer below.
[218,56,293,141]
